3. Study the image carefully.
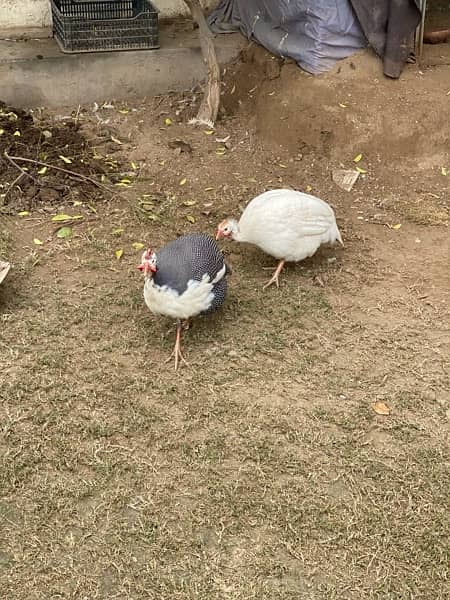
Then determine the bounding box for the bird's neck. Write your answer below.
[229,219,242,242]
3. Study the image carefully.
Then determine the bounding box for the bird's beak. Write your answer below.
[215,229,222,241]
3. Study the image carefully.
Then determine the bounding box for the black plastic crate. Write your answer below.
[51,0,159,54]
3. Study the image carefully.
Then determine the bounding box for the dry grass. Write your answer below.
[1,65,450,599]
[1,210,448,599]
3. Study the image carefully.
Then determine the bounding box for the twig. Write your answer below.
[4,153,40,185]
[4,172,26,199]
[4,152,114,194]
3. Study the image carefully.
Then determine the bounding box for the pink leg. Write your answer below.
[263,260,285,290]
[165,320,188,370]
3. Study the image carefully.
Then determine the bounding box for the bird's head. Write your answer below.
[137,248,157,277]
[216,218,238,241]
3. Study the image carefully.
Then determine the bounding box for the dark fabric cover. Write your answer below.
[349,0,421,78]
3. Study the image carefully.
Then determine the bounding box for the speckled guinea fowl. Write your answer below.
[138,233,230,369]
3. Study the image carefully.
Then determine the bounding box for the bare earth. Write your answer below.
[1,43,449,599]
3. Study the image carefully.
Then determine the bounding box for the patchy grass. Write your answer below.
[1,210,448,599]
[1,72,450,598]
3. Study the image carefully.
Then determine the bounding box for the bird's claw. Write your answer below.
[165,347,188,371]
[262,275,280,290]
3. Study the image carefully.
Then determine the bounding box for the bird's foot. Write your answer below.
[262,273,280,290]
[262,260,285,290]
[165,345,188,371]
[165,320,189,371]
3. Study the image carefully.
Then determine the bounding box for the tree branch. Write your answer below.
[183,0,221,127]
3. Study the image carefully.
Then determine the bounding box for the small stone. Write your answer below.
[423,390,436,402]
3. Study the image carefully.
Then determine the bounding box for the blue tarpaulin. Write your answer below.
[208,0,368,75]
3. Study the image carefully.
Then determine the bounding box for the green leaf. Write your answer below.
[115,249,124,260]
[56,226,73,239]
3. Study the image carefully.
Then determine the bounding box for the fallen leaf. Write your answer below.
[306,185,312,192]
[42,130,52,139]
[0,129,4,136]
[338,103,347,108]
[18,211,30,217]
[186,215,196,224]
[13,130,21,137]
[279,163,287,169]
[204,187,214,192]
[56,226,73,239]
[131,162,138,170]
[179,178,187,186]
[215,135,230,143]
[355,166,367,174]
[52,214,83,222]
[164,118,173,126]
[59,155,72,164]
[392,223,402,230]
[230,85,236,95]
[73,200,83,206]
[132,242,145,250]
[204,130,214,135]
[183,200,197,206]
[353,153,363,163]
[111,135,124,145]
[118,109,129,114]
[112,228,124,236]
[441,167,448,176]
[37,166,48,175]
[33,238,43,245]
[372,401,391,416]
[215,147,226,156]
[115,249,124,260]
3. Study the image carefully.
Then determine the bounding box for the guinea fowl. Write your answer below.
[216,189,343,289]
[138,233,229,370]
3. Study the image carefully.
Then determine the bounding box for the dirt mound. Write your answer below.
[0,102,124,212]
[221,45,450,167]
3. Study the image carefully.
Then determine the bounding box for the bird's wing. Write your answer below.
[144,274,216,320]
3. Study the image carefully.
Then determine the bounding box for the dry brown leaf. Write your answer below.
[372,401,391,416]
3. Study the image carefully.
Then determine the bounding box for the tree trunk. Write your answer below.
[182,0,220,128]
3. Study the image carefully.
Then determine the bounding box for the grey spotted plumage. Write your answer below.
[144,233,230,320]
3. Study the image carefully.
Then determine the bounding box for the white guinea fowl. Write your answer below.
[216,189,343,289]
[138,233,230,370]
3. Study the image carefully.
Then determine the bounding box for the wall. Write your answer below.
[0,0,218,30]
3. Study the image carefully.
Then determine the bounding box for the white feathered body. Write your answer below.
[144,264,226,320]
[236,189,343,261]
